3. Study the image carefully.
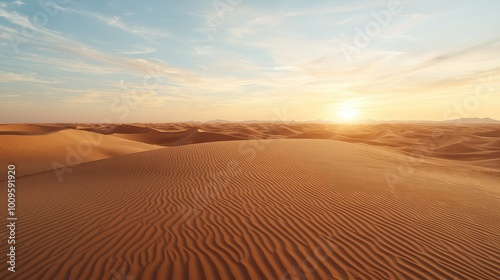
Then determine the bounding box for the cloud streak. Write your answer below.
[0,8,194,82]
[0,72,59,83]
[54,5,170,39]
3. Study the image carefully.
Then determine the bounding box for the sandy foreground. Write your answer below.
[0,123,499,279]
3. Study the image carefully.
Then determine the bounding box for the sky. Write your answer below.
[0,0,499,123]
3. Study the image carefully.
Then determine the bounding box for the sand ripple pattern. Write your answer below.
[1,139,499,280]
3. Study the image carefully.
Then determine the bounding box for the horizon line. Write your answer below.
[1,117,499,125]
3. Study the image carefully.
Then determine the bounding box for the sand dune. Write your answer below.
[4,123,498,170]
[0,139,499,279]
[113,129,245,146]
[0,124,67,135]
[0,123,499,279]
[290,129,336,140]
[0,128,161,176]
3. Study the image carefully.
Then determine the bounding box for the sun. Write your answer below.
[337,107,359,122]
[330,101,361,123]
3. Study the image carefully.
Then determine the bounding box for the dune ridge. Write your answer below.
[0,128,161,176]
[1,123,499,177]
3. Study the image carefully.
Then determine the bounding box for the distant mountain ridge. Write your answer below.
[203,118,500,124]
[360,117,500,124]
[441,117,500,123]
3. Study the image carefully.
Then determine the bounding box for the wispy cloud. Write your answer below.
[192,46,216,56]
[64,91,108,104]
[17,54,120,74]
[0,72,59,83]
[0,8,260,100]
[0,9,193,82]
[54,5,169,39]
[0,0,24,8]
[120,46,157,55]
[0,8,36,30]
[313,1,385,15]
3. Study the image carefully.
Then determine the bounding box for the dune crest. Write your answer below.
[0,128,161,176]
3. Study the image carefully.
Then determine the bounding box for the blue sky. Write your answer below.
[0,0,499,122]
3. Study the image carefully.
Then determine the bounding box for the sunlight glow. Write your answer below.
[339,108,359,121]
[333,101,360,123]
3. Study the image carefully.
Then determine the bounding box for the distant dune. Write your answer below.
[113,128,245,147]
[0,128,161,176]
[0,123,499,279]
[3,123,497,173]
[0,124,66,135]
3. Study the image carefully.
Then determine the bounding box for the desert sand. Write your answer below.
[0,123,499,279]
